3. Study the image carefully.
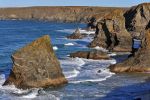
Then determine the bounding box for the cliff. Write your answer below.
[0,6,126,22]
[89,9,132,52]
[109,3,150,72]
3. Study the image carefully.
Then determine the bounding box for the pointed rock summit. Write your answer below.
[3,35,67,89]
[67,28,83,39]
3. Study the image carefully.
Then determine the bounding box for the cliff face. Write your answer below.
[124,3,150,31]
[110,29,150,72]
[0,6,126,22]
[89,9,132,52]
[109,3,150,73]
[3,35,67,89]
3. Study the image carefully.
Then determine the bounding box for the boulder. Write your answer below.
[70,50,110,60]
[110,29,150,72]
[67,28,84,39]
[3,35,68,89]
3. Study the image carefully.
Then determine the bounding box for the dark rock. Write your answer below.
[124,3,150,31]
[97,70,101,73]
[67,28,84,39]
[110,29,150,72]
[3,35,68,89]
[89,9,132,52]
[70,50,110,60]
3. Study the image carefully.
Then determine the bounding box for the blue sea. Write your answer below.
[0,20,150,100]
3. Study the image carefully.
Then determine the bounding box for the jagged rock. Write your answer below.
[89,9,132,52]
[110,29,150,72]
[124,3,150,31]
[3,35,68,89]
[70,50,110,60]
[67,28,84,39]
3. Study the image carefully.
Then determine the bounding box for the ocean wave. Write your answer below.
[70,68,114,84]
[0,74,59,100]
[64,69,80,79]
[56,29,75,34]
[53,46,58,50]
[108,53,117,56]
[74,57,85,66]
[94,46,108,52]
[64,43,75,46]
[79,29,95,35]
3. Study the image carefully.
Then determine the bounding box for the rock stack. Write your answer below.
[3,35,68,89]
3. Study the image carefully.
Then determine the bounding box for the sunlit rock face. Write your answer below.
[3,35,67,89]
[124,3,150,31]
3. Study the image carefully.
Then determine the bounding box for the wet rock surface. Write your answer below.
[3,35,67,89]
[89,9,132,52]
[110,29,150,72]
[70,50,110,60]
[67,28,84,39]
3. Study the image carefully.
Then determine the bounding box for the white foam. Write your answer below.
[56,29,75,33]
[94,46,108,52]
[74,57,85,66]
[53,46,58,50]
[79,29,95,35]
[70,68,114,84]
[64,69,80,79]
[21,89,39,99]
[64,43,74,46]
[108,53,117,56]
[83,58,117,65]
[0,74,39,99]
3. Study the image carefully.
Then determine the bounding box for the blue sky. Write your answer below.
[0,0,149,7]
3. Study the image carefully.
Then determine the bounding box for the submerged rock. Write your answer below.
[3,35,67,89]
[70,50,110,60]
[110,29,150,72]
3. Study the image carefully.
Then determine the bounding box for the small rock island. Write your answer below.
[3,35,68,89]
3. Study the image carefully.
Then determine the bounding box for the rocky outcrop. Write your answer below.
[70,50,110,60]
[67,28,84,39]
[110,29,150,72]
[124,3,150,31]
[89,9,132,52]
[3,35,67,89]
[0,6,124,23]
[109,3,150,72]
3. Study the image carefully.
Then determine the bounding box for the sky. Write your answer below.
[0,0,149,7]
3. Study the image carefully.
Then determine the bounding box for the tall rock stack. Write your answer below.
[124,3,150,31]
[110,3,150,72]
[89,9,132,52]
[3,35,68,89]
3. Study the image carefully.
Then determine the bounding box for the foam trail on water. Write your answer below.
[79,29,95,35]
[64,43,75,46]
[74,57,85,66]
[56,29,75,33]
[64,69,80,79]
[70,68,115,84]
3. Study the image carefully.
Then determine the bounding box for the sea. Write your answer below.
[0,20,150,100]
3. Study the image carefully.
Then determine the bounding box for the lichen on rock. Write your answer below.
[3,35,68,89]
